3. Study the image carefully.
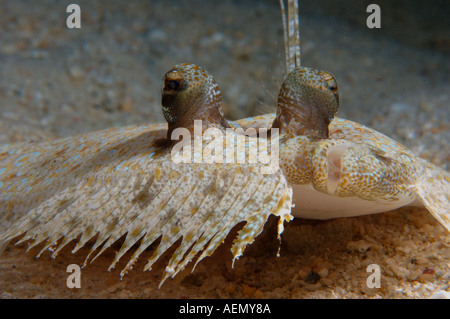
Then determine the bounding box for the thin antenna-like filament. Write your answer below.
[280,0,301,72]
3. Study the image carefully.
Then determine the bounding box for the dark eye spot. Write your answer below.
[167,80,181,91]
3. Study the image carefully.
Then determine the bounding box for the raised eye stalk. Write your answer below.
[161,63,229,139]
[273,66,339,139]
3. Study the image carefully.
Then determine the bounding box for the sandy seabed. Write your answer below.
[0,0,449,299]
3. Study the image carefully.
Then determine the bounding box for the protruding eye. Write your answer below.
[163,70,184,92]
[322,72,339,103]
[325,77,337,93]
[167,80,181,91]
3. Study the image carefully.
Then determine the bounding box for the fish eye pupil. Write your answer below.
[167,80,180,90]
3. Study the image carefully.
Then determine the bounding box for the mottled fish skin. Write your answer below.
[1,55,449,288]
[0,64,293,286]
[265,0,448,228]
[234,64,449,230]
[1,0,448,289]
